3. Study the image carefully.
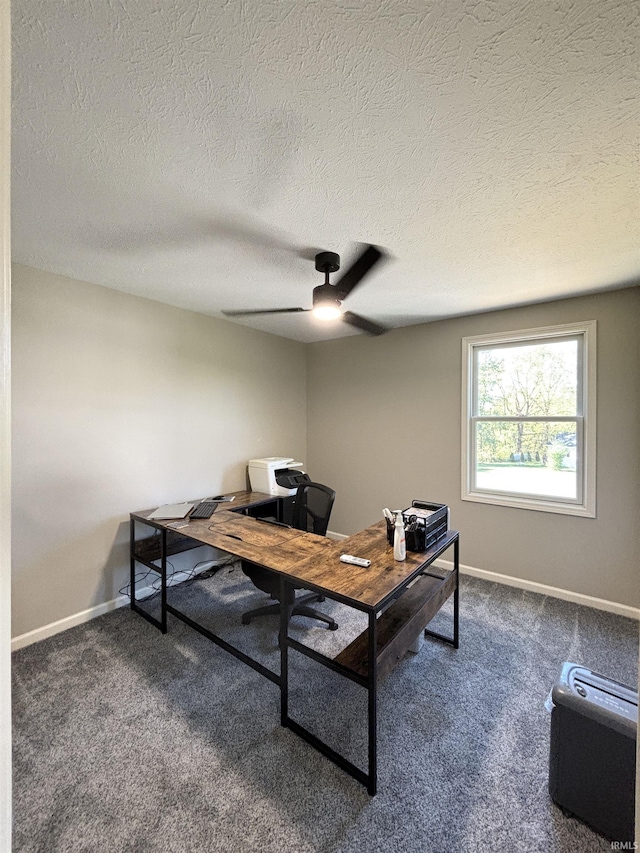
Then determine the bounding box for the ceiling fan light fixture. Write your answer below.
[311,301,342,321]
[311,281,342,320]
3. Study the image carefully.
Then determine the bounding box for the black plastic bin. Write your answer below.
[548,662,637,842]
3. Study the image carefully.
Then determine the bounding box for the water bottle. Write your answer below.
[393,511,406,561]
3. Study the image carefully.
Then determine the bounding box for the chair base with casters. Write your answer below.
[240,480,338,631]
[240,562,338,630]
[241,590,338,631]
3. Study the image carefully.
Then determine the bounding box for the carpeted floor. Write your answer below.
[12,568,638,853]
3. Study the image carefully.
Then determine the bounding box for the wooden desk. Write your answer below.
[130,491,459,795]
[130,490,331,684]
[277,524,459,794]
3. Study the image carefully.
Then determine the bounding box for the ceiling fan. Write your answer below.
[223,244,388,335]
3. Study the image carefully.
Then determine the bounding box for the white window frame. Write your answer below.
[461,321,596,517]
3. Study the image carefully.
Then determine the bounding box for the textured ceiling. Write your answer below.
[11,0,639,342]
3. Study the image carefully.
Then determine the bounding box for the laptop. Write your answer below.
[147,502,194,520]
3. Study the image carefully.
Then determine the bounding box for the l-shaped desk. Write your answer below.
[130,491,459,795]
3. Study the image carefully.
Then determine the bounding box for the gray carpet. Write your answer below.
[12,567,638,853]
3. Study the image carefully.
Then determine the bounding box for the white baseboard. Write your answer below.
[11,595,130,652]
[12,547,638,652]
[330,529,638,619]
[432,557,640,621]
[11,561,231,652]
[331,529,638,618]
[327,530,348,541]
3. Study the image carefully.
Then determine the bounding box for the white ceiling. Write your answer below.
[11,0,639,342]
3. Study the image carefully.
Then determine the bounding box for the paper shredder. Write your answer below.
[548,661,637,842]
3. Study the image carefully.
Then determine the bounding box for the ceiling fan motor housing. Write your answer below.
[312,283,341,307]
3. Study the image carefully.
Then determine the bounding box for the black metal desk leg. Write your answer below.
[160,527,168,634]
[453,535,460,649]
[279,576,289,725]
[129,517,136,610]
[424,534,460,648]
[367,610,378,796]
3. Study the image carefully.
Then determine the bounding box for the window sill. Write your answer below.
[463,490,596,518]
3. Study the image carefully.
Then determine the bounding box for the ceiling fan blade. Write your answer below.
[222,307,309,317]
[342,311,387,336]
[199,215,319,261]
[103,213,320,263]
[334,244,385,299]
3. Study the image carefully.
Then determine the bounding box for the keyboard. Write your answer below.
[189,501,219,520]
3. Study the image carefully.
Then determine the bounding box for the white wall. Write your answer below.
[307,287,640,609]
[11,264,307,637]
[0,0,11,846]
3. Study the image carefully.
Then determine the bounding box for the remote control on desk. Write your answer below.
[340,554,371,568]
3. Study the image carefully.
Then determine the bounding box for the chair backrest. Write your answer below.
[291,482,335,536]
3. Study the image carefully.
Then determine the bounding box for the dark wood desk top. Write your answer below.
[131,491,333,573]
[291,523,458,611]
[132,491,457,613]
[130,490,278,522]
[177,509,334,572]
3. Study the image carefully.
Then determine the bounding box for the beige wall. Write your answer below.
[11,264,307,637]
[11,270,639,638]
[307,287,640,608]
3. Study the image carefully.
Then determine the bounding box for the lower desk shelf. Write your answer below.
[334,569,457,680]
[134,531,201,569]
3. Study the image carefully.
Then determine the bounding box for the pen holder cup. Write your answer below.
[386,517,427,551]
[385,518,394,546]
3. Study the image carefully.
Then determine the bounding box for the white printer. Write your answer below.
[248,457,310,496]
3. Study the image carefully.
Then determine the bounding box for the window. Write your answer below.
[462,321,596,516]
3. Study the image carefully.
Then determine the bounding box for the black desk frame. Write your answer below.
[130,502,459,796]
[129,496,284,687]
[278,533,459,795]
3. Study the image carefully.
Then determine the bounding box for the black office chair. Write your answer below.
[241,481,338,630]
